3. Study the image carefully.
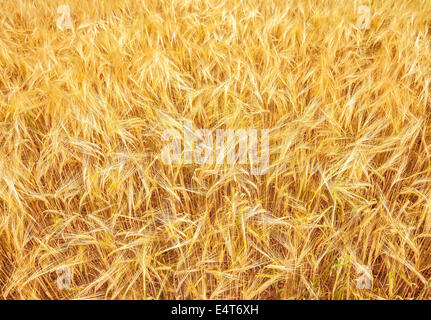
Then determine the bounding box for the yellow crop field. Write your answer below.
[1,0,431,300]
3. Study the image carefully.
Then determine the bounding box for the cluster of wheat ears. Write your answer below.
[1,0,431,300]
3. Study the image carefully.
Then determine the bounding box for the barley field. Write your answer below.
[1,0,431,300]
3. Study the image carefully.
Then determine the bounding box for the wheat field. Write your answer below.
[1,0,431,300]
